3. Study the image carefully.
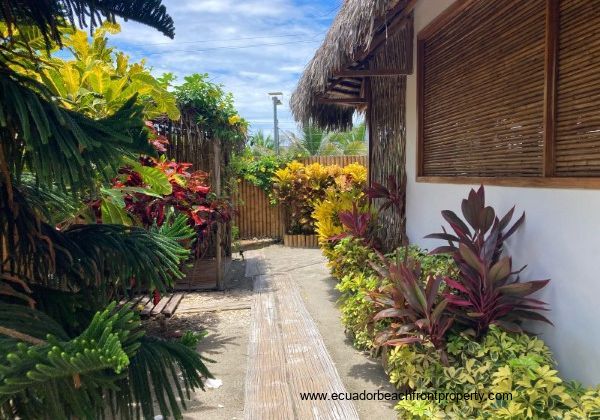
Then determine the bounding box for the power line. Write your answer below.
[144,39,321,55]
[311,0,343,19]
[137,32,327,47]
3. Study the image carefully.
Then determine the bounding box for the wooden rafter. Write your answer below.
[317,97,367,105]
[332,69,409,77]
[330,86,361,96]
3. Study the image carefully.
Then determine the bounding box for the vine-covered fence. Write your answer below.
[233,155,367,240]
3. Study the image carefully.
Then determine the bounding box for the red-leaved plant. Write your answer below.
[331,175,404,247]
[109,123,232,252]
[368,250,454,364]
[330,204,378,247]
[426,186,551,337]
[364,174,405,215]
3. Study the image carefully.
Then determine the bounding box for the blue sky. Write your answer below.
[107,0,341,139]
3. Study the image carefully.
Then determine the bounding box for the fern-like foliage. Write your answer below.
[108,336,213,420]
[0,303,212,419]
[0,303,138,418]
[1,70,154,191]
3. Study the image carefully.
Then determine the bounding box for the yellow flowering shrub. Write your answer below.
[312,162,368,247]
[228,114,241,125]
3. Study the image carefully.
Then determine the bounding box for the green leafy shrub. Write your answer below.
[336,271,381,351]
[327,237,378,279]
[564,385,600,419]
[172,73,247,142]
[388,326,577,419]
[231,151,292,197]
[330,242,455,354]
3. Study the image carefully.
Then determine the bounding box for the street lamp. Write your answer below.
[269,92,283,154]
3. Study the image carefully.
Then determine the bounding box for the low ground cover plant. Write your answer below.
[315,185,600,419]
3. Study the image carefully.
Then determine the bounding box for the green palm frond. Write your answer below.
[62,223,192,292]
[286,123,367,156]
[0,0,174,50]
[0,184,190,302]
[151,210,196,243]
[17,173,85,226]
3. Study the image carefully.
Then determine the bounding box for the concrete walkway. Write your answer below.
[243,245,396,420]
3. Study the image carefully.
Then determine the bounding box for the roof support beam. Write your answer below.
[332,69,409,77]
[331,87,361,95]
[317,97,367,105]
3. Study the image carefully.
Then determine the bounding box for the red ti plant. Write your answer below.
[369,251,454,363]
[330,204,377,247]
[426,186,551,337]
[365,174,405,215]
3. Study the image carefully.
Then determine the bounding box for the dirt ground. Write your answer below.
[146,256,251,420]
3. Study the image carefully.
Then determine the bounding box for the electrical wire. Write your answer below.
[143,39,321,55]
[138,32,327,46]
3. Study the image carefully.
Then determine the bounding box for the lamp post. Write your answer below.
[269,92,283,154]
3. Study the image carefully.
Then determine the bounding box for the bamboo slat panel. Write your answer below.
[368,18,412,251]
[283,234,319,249]
[233,156,367,240]
[420,0,546,178]
[555,0,600,176]
[233,180,283,239]
[301,155,368,167]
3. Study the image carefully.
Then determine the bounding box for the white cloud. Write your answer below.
[108,0,339,137]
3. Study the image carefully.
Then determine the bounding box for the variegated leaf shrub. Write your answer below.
[273,161,367,234]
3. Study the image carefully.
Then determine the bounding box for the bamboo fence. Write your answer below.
[233,155,367,240]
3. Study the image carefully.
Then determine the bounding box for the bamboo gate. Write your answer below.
[154,117,235,291]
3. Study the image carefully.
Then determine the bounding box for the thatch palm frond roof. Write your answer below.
[291,0,413,131]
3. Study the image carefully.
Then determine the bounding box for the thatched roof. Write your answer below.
[290,0,412,131]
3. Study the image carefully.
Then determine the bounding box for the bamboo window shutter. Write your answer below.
[417,0,600,188]
[555,0,600,176]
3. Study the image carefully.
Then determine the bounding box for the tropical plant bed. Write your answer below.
[313,183,600,418]
[283,233,319,248]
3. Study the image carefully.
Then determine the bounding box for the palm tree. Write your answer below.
[285,125,333,156]
[249,129,275,154]
[0,2,211,418]
[285,123,367,156]
[327,122,367,155]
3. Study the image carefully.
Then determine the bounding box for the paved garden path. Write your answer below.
[243,247,360,420]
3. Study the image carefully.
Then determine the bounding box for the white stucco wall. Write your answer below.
[405,0,600,385]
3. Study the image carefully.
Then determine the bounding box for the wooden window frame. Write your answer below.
[416,0,600,189]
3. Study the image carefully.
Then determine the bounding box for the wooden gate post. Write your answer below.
[214,140,224,290]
